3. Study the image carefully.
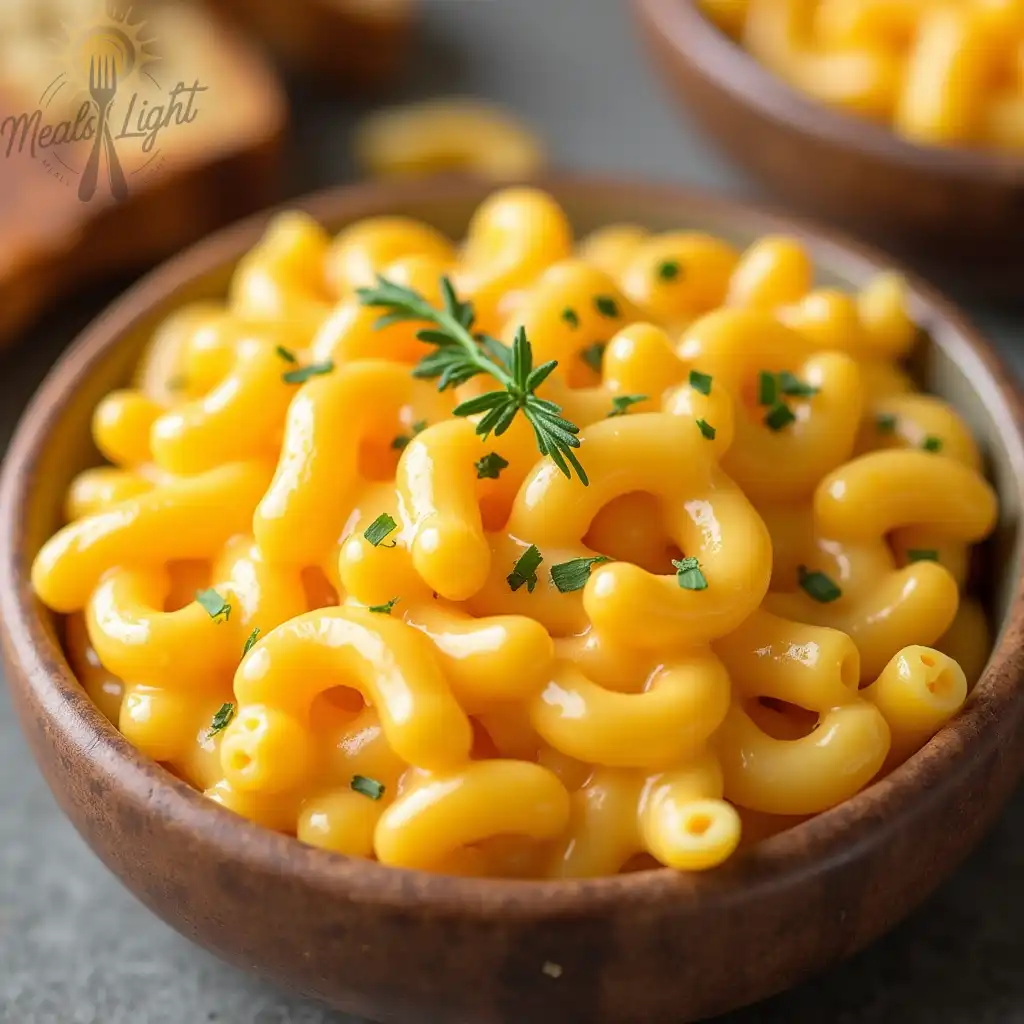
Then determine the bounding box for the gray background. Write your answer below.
[2,2,1023,1022]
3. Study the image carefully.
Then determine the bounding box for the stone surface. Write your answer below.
[1,1,1022,1022]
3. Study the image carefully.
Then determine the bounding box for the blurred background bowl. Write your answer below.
[632,0,1024,300]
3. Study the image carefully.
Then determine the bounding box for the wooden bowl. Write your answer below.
[632,0,1024,300]
[2,177,1024,1024]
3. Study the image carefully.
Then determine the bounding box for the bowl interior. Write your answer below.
[25,179,1024,655]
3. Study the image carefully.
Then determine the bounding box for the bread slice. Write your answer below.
[205,0,414,92]
[0,2,286,344]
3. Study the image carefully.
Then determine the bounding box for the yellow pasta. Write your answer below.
[32,188,996,878]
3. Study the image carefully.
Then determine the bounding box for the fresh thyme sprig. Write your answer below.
[357,275,589,485]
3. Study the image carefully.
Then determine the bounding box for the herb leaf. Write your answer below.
[777,371,819,398]
[368,597,400,614]
[561,307,579,329]
[208,702,235,737]
[196,588,231,622]
[275,345,297,364]
[351,774,385,800]
[550,555,611,593]
[922,435,943,452]
[764,403,796,432]
[689,370,712,395]
[798,566,842,603]
[876,413,897,434]
[580,341,606,374]
[392,420,427,451]
[673,556,708,591]
[242,627,260,656]
[696,418,716,440]
[364,513,398,548]
[907,549,939,563]
[608,394,648,418]
[594,295,620,318]
[507,544,543,593]
[758,371,778,407]
[657,259,681,282]
[358,276,588,484]
[475,452,509,479]
[283,360,334,385]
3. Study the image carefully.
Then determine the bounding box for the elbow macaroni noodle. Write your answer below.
[701,0,1024,152]
[36,187,997,878]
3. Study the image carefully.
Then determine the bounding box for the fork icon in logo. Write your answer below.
[78,55,129,203]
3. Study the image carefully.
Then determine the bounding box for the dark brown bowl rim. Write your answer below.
[3,173,1024,918]
[635,0,1024,181]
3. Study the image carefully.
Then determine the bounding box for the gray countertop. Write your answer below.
[2,2,1023,1022]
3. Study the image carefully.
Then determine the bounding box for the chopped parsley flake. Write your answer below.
[550,555,611,593]
[580,341,606,374]
[283,360,334,385]
[696,418,716,440]
[196,588,231,622]
[364,513,398,548]
[561,307,580,329]
[764,403,796,431]
[475,452,509,479]
[922,435,943,452]
[798,566,842,603]
[608,394,648,418]
[275,345,298,364]
[351,775,385,800]
[876,413,897,434]
[242,627,261,656]
[368,597,400,614]
[689,370,712,395]
[208,702,235,737]
[507,544,543,593]
[594,295,620,318]
[391,420,427,451]
[673,556,708,591]
[777,370,819,398]
[657,259,681,281]
[758,371,778,407]
[907,549,939,563]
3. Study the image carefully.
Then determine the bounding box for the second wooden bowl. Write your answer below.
[633,0,1024,300]
[2,177,1024,1024]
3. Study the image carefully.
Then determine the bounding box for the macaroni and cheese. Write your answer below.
[32,187,998,878]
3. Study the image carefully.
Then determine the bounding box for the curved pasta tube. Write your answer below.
[93,390,163,468]
[254,361,451,567]
[325,216,455,297]
[508,414,772,647]
[863,646,967,764]
[230,212,332,332]
[583,492,676,575]
[65,612,125,725]
[150,335,297,475]
[714,609,861,712]
[374,760,570,870]
[578,223,647,278]
[205,777,304,833]
[505,259,640,387]
[602,323,687,406]
[889,526,969,589]
[856,393,982,471]
[456,188,574,333]
[64,467,155,521]
[310,254,449,367]
[815,450,998,542]
[677,309,864,501]
[778,288,867,355]
[766,561,960,681]
[32,460,274,613]
[937,597,990,688]
[856,271,918,360]
[717,699,891,815]
[399,600,554,712]
[726,235,813,310]
[619,231,740,324]
[230,607,472,773]
[530,653,731,767]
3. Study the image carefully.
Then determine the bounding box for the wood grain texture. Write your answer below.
[204,0,414,93]
[2,177,1024,1024]
[0,9,286,347]
[632,0,1024,301]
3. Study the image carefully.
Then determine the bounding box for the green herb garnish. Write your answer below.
[283,360,334,385]
[798,566,842,603]
[594,295,620,318]
[275,345,297,364]
[358,276,587,484]
[580,341,606,374]
[507,544,543,593]
[391,420,427,451]
[351,775,385,800]
[550,555,611,593]
[196,588,231,622]
[608,394,648,418]
[764,403,796,431]
[673,556,708,591]
[242,627,260,656]
[907,549,939,563]
[364,513,398,548]
[777,371,819,398]
[696,418,716,440]
[758,371,778,406]
[208,702,235,738]
[689,370,712,395]
[561,307,580,329]
[475,452,509,480]
[876,413,897,434]
[368,597,400,614]
[657,259,681,282]
[922,435,943,452]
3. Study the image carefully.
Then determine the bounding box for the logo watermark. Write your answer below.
[0,1,209,202]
